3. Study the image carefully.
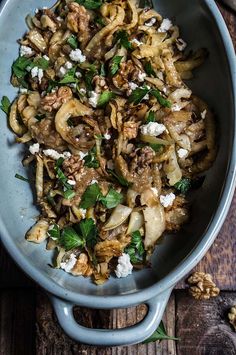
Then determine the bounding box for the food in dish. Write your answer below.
[1,0,217,284]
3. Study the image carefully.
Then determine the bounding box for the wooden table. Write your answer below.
[0,3,235,354]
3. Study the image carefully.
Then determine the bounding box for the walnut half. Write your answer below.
[228,306,236,331]
[187,272,220,300]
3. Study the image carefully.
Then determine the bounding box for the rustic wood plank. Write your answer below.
[176,290,236,355]
[0,289,36,355]
[176,192,236,290]
[36,291,176,354]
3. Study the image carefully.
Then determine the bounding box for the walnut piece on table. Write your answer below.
[187,272,220,300]
[228,306,236,331]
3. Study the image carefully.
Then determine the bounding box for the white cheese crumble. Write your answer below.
[140,122,166,137]
[43,149,71,160]
[129,82,139,91]
[75,71,82,78]
[158,18,173,33]
[79,208,87,219]
[137,71,147,82]
[176,38,187,51]
[43,55,49,61]
[60,253,77,273]
[31,66,44,84]
[20,45,33,57]
[160,193,176,208]
[115,253,133,278]
[65,61,73,69]
[201,109,207,119]
[90,179,98,185]
[130,38,143,47]
[104,132,111,140]
[177,148,188,159]
[67,179,76,186]
[69,49,86,63]
[29,143,40,155]
[107,160,114,170]
[79,151,88,160]
[79,88,86,95]
[171,103,182,112]
[35,8,39,14]
[19,88,28,94]
[145,17,157,27]
[88,91,99,108]
[58,66,67,78]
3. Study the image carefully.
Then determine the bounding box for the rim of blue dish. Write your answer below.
[0,0,235,308]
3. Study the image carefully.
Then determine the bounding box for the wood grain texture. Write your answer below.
[0,289,36,355]
[36,291,177,355]
[176,290,236,355]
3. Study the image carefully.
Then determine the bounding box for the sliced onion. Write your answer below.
[127,189,140,208]
[26,219,49,244]
[103,204,132,231]
[126,211,144,235]
[143,205,166,250]
[140,134,174,146]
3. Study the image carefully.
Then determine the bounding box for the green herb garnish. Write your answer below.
[15,173,29,182]
[67,35,78,49]
[100,63,106,77]
[12,56,32,79]
[149,143,163,152]
[107,169,131,187]
[146,110,155,123]
[59,67,77,84]
[0,96,11,114]
[125,230,145,264]
[83,147,100,168]
[99,188,123,209]
[48,224,60,240]
[60,226,86,250]
[151,89,171,108]
[75,218,97,248]
[174,178,191,194]
[64,189,76,200]
[35,114,46,121]
[34,57,49,70]
[110,56,123,76]
[142,321,180,344]
[95,16,105,27]
[144,61,156,77]
[83,65,97,91]
[80,183,101,209]
[128,86,150,105]
[75,0,102,10]
[97,91,115,107]
[116,30,132,50]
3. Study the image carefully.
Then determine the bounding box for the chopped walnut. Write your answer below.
[93,262,110,285]
[123,121,139,140]
[62,155,83,175]
[66,2,91,47]
[71,253,93,276]
[41,86,73,112]
[113,60,139,91]
[187,272,220,300]
[94,240,122,262]
[228,306,236,331]
[93,75,109,94]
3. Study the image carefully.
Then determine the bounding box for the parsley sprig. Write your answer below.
[128,87,171,107]
[174,178,191,194]
[80,183,123,209]
[55,158,75,200]
[0,96,11,114]
[125,230,145,264]
[97,91,115,107]
[109,56,123,76]
[83,147,100,168]
[116,30,132,50]
[75,0,102,10]
[67,35,79,49]
[142,320,180,344]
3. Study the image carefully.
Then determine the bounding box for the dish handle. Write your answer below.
[50,288,172,346]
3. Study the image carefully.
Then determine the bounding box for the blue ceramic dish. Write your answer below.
[0,0,235,346]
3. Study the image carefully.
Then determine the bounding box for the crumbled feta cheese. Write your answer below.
[58,66,67,78]
[67,179,76,186]
[60,253,77,273]
[90,179,98,185]
[171,103,182,112]
[129,82,139,91]
[69,48,86,63]
[75,71,82,78]
[79,151,88,160]
[143,93,150,100]
[145,17,157,27]
[29,143,40,155]
[140,122,166,137]
[20,45,33,57]
[162,87,168,94]
[151,187,158,196]
[65,61,73,69]
[19,88,28,93]
[115,253,133,278]
[158,18,173,33]
[43,149,71,160]
[31,66,44,84]
[160,193,176,208]
[56,16,63,22]
[88,91,99,108]
[176,38,187,51]
[35,8,39,14]
[201,109,207,119]
[43,55,49,61]
[177,148,188,159]
[79,88,86,95]
[78,208,87,219]
[137,71,147,82]
[107,160,114,170]
[130,38,143,46]
[104,132,111,140]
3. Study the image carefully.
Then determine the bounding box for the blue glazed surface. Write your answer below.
[0,0,235,346]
